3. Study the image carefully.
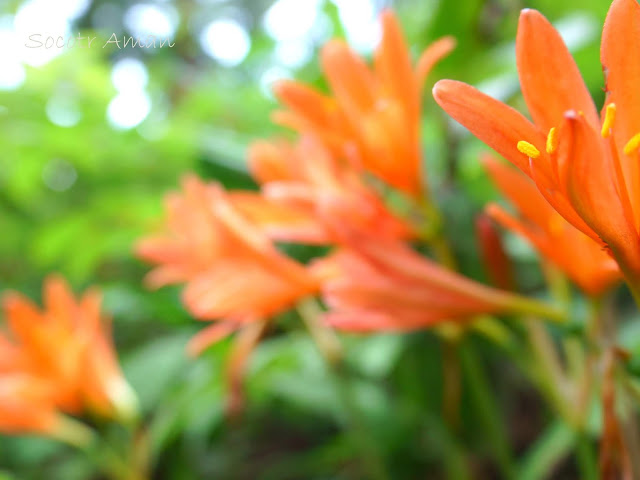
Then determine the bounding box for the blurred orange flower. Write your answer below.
[313,232,558,332]
[136,175,320,353]
[273,10,455,196]
[245,136,414,243]
[137,175,322,412]
[433,0,640,292]
[0,276,137,435]
[483,155,621,296]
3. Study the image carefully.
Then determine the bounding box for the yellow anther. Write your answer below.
[517,141,540,159]
[601,103,616,138]
[546,127,558,154]
[624,132,640,155]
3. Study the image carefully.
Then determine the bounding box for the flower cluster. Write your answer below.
[433,0,639,299]
[136,10,564,404]
[0,277,136,438]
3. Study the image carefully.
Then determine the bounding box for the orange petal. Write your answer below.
[563,112,640,274]
[43,275,76,329]
[374,10,418,122]
[186,321,240,357]
[415,36,456,88]
[516,9,598,131]
[482,154,553,228]
[474,213,515,291]
[321,40,377,117]
[225,321,269,416]
[433,80,548,174]
[601,0,640,215]
[272,80,338,128]
[247,140,294,184]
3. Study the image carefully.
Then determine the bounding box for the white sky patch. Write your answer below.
[555,13,598,51]
[107,91,151,129]
[263,0,321,42]
[14,0,90,66]
[259,66,292,99]
[108,58,151,130]
[0,17,25,90]
[331,0,379,54]
[46,95,82,127]
[111,58,149,92]
[273,41,312,68]
[124,3,179,39]
[200,19,250,67]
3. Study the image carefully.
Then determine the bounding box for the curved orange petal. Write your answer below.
[187,321,240,357]
[416,36,456,88]
[482,154,553,228]
[601,0,640,217]
[563,112,640,274]
[321,40,377,117]
[272,80,338,128]
[374,10,418,122]
[433,80,549,174]
[516,9,598,132]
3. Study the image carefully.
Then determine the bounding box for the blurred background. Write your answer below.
[0,0,619,478]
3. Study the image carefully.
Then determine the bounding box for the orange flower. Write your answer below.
[0,373,59,435]
[433,1,640,293]
[136,175,320,354]
[313,232,560,332]
[273,10,455,196]
[244,136,414,243]
[0,276,137,434]
[482,154,621,296]
[137,175,322,413]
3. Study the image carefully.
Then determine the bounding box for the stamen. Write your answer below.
[516,141,540,159]
[546,128,558,154]
[624,132,640,156]
[601,103,616,138]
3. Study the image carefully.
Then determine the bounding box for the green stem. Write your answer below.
[459,343,516,479]
[330,368,390,480]
[575,434,598,480]
[414,196,458,269]
[505,295,566,323]
[297,300,389,480]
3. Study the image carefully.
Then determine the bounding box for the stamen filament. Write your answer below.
[517,141,540,159]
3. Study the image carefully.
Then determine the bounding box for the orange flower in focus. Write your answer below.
[273,10,455,196]
[243,136,414,244]
[136,175,320,355]
[314,233,558,332]
[0,277,137,435]
[433,0,640,293]
[482,155,621,296]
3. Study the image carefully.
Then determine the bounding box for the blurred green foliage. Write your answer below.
[0,0,630,478]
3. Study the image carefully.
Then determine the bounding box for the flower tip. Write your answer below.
[431,79,455,101]
[563,109,580,120]
[270,79,292,98]
[108,377,140,424]
[519,8,539,18]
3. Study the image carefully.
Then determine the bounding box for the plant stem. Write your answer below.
[297,300,389,480]
[459,343,516,479]
[414,196,458,270]
[575,434,598,480]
